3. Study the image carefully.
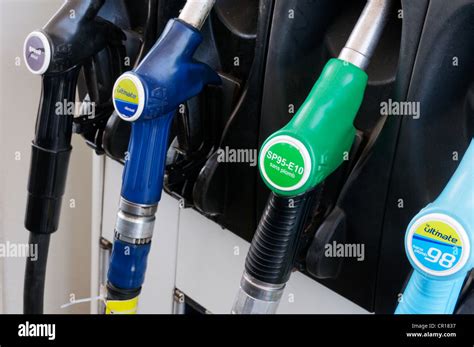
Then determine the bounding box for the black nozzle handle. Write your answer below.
[245,191,316,285]
[25,67,80,234]
[32,0,123,74]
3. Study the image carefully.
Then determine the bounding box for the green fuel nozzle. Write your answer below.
[260,0,391,196]
[259,60,367,196]
[233,0,392,314]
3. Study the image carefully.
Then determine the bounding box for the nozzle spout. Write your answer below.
[179,0,216,30]
[339,0,392,70]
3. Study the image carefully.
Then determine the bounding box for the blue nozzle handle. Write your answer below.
[396,140,474,314]
[112,19,220,205]
[122,115,174,205]
[395,271,465,314]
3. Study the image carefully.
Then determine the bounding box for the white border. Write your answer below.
[112,72,145,122]
[259,135,312,192]
[23,31,51,75]
[406,213,470,277]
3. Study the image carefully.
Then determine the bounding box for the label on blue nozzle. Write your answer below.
[407,213,470,277]
[113,73,145,122]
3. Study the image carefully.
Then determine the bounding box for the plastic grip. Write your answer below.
[40,0,122,74]
[34,69,79,149]
[24,69,79,234]
[107,239,151,290]
[117,19,220,205]
[25,145,71,234]
[121,113,174,204]
[395,271,466,314]
[245,192,315,284]
[260,59,367,196]
[133,20,220,119]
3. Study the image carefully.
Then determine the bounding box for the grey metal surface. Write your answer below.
[339,0,392,70]
[232,272,284,314]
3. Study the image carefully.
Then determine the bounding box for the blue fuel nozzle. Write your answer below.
[113,18,221,205]
[107,10,219,312]
[396,140,474,314]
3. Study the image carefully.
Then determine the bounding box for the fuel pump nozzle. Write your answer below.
[23,0,124,314]
[396,140,474,314]
[232,0,392,314]
[106,0,219,314]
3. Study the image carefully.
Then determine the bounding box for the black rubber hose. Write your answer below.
[245,190,316,284]
[23,233,51,314]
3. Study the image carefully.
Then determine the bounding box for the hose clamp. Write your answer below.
[114,198,157,243]
[240,271,285,302]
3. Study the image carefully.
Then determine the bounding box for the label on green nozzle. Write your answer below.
[259,135,311,192]
[407,213,470,277]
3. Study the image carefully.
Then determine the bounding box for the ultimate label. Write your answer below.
[113,73,145,121]
[259,135,311,192]
[407,214,470,276]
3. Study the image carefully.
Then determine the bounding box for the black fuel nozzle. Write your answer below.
[25,0,125,75]
[23,0,125,314]
[23,0,124,234]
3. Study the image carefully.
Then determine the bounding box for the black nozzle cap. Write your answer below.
[24,144,71,234]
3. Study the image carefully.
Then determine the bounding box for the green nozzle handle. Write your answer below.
[259,58,368,196]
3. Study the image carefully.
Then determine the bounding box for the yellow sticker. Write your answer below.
[113,75,141,119]
[114,78,138,103]
[105,296,138,314]
[414,220,462,247]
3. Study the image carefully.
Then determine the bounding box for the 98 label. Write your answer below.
[424,247,457,269]
[407,214,470,276]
